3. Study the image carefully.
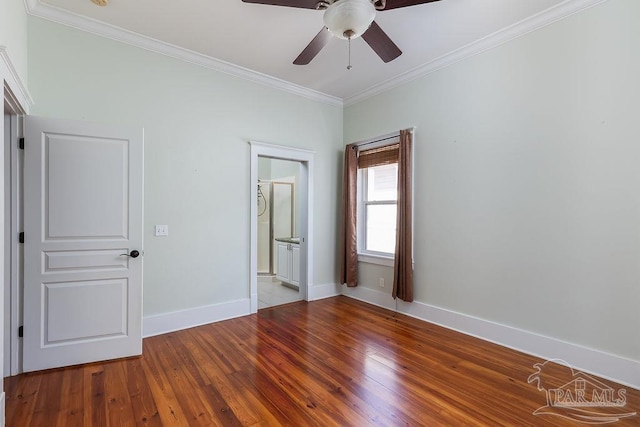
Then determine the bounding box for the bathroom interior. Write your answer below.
[257,157,302,309]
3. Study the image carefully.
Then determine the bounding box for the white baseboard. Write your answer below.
[141,282,341,339]
[341,285,640,390]
[143,298,251,338]
[308,282,342,301]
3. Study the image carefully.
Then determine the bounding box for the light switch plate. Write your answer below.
[155,225,169,236]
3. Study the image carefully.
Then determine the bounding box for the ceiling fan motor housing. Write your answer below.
[323,0,376,40]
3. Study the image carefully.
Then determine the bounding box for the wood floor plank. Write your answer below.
[5,296,639,426]
[4,370,42,426]
[29,366,64,426]
[104,361,138,426]
[86,365,107,427]
[56,366,84,427]
[123,357,162,425]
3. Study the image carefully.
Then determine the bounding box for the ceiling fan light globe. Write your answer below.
[323,0,376,40]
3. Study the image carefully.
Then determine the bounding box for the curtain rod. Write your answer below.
[350,127,415,148]
[354,134,398,148]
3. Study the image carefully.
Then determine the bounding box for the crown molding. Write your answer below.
[25,2,343,107]
[344,0,608,106]
[0,46,34,111]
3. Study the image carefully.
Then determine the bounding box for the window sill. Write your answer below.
[357,253,394,267]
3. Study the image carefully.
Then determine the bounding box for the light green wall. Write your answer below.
[27,16,343,316]
[345,0,640,361]
[0,0,28,85]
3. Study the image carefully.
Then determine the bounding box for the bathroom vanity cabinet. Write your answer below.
[275,240,300,287]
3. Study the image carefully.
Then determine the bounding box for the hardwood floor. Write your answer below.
[5,296,639,426]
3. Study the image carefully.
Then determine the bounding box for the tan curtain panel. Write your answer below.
[392,129,414,302]
[339,144,359,287]
[358,144,399,169]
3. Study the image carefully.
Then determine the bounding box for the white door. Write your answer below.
[23,116,143,372]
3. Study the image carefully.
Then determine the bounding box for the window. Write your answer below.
[362,164,397,254]
[340,129,413,295]
[357,142,399,258]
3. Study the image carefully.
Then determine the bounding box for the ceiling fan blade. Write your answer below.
[293,27,332,65]
[379,0,440,11]
[241,0,319,9]
[361,21,402,63]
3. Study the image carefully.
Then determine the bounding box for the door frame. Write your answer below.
[4,83,26,376]
[249,141,314,313]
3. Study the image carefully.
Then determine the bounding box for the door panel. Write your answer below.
[46,134,129,239]
[43,249,129,272]
[23,116,143,372]
[276,243,289,282]
[44,279,127,343]
[291,244,300,286]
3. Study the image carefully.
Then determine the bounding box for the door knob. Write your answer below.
[120,250,141,258]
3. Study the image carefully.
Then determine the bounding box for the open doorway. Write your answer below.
[249,142,314,313]
[257,158,301,308]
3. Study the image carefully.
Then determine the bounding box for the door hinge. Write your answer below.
[18,326,23,338]
[19,232,24,243]
[19,137,24,150]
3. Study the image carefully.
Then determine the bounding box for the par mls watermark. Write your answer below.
[528,359,636,424]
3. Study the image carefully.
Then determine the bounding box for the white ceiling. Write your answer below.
[28,0,593,104]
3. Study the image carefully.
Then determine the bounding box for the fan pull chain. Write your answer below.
[347,37,352,70]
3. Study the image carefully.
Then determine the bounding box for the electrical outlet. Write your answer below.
[155,225,169,236]
[379,278,385,288]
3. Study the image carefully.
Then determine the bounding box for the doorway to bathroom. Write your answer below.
[257,158,301,308]
[249,142,314,313]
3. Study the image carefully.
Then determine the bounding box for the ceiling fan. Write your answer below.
[242,0,441,66]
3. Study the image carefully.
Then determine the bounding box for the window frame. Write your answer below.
[356,137,401,266]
